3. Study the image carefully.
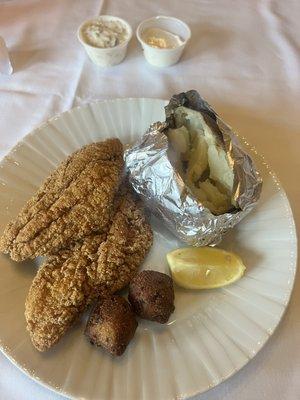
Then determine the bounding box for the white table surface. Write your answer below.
[0,0,299,399]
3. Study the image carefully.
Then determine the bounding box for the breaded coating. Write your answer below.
[97,190,153,293]
[0,139,124,261]
[128,270,175,324]
[25,189,153,351]
[25,234,106,351]
[85,295,138,356]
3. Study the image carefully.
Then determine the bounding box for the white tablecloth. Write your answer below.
[0,0,299,399]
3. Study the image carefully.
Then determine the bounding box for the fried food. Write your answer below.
[25,234,106,351]
[25,188,153,351]
[97,189,153,294]
[85,295,138,356]
[0,139,124,261]
[128,270,175,323]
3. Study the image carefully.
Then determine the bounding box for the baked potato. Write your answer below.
[167,106,235,215]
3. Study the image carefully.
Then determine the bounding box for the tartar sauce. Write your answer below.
[83,20,128,48]
[142,28,184,49]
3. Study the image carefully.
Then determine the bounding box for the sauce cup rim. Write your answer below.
[136,15,191,52]
[77,15,133,51]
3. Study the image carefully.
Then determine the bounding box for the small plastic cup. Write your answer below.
[136,16,191,67]
[77,16,132,67]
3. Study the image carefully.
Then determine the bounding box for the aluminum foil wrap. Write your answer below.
[125,90,262,246]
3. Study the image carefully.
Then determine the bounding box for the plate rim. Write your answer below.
[0,97,297,400]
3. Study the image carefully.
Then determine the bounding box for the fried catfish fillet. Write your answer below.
[25,190,153,351]
[25,234,106,351]
[0,139,124,261]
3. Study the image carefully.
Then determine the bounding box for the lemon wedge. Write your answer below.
[166,247,245,289]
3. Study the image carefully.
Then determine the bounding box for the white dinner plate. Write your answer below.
[0,98,297,400]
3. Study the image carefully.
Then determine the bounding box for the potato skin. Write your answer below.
[128,270,175,324]
[85,295,138,356]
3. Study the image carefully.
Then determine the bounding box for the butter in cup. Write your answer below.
[77,16,132,67]
[136,16,191,67]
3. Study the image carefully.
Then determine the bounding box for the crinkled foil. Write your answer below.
[125,90,263,246]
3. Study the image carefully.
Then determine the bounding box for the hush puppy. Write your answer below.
[128,270,175,323]
[85,295,137,356]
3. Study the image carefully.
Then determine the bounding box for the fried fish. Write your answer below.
[25,189,153,351]
[0,139,124,261]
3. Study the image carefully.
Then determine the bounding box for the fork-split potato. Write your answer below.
[167,106,235,215]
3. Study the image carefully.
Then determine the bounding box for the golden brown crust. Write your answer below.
[25,234,106,351]
[25,189,153,352]
[0,139,124,261]
[97,191,153,293]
